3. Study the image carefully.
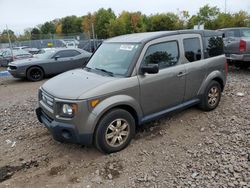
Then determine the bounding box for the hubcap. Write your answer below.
[105,119,130,147]
[31,69,41,80]
[208,86,219,107]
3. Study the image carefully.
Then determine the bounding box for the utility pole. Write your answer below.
[224,0,227,13]
[91,23,96,51]
[6,25,14,60]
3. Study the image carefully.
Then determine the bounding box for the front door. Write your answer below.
[137,36,186,117]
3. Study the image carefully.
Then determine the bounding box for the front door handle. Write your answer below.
[177,72,187,77]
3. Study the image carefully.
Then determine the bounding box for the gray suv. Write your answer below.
[219,27,250,68]
[36,30,227,153]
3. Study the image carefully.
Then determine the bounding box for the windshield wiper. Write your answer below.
[84,66,92,71]
[94,68,114,77]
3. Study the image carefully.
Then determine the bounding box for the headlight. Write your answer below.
[59,103,77,118]
[62,104,73,115]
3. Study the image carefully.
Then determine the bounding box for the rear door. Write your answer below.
[223,29,241,54]
[181,34,207,101]
[137,36,186,116]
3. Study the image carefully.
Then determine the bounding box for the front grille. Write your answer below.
[41,91,54,109]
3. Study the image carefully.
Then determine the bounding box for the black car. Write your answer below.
[7,48,92,81]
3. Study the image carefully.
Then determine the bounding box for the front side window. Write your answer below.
[184,38,202,62]
[142,41,179,69]
[87,43,140,76]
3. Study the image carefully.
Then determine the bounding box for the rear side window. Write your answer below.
[56,50,80,58]
[142,41,179,69]
[205,36,224,58]
[225,30,240,37]
[183,38,201,62]
[241,29,250,37]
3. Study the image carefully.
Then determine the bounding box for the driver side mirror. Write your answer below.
[140,64,159,74]
[54,55,60,60]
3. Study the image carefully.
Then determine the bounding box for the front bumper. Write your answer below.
[36,107,93,145]
[7,67,26,78]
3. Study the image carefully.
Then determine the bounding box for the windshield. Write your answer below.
[87,43,140,76]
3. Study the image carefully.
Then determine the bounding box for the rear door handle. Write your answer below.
[177,72,187,77]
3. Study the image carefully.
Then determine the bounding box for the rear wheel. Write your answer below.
[27,67,44,81]
[94,109,135,154]
[199,81,221,111]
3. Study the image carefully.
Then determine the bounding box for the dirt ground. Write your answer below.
[0,67,249,188]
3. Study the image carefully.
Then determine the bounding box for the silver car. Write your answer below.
[36,30,227,153]
[219,27,250,68]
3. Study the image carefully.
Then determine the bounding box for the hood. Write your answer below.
[9,57,45,66]
[42,69,116,100]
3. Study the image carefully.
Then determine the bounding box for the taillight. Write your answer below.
[239,40,246,52]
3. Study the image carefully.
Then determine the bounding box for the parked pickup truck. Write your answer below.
[36,30,227,153]
[219,27,250,68]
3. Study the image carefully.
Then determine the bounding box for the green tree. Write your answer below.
[61,16,83,34]
[232,11,249,27]
[95,8,116,38]
[108,18,126,37]
[107,11,147,37]
[187,5,219,29]
[30,28,41,40]
[213,13,234,29]
[40,21,56,34]
[82,13,96,37]
[18,28,32,41]
[0,29,16,43]
[147,13,183,31]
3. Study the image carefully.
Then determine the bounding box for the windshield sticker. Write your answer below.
[120,45,134,51]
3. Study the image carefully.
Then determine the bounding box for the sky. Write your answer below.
[0,0,250,34]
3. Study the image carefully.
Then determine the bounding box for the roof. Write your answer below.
[105,30,222,44]
[219,27,249,31]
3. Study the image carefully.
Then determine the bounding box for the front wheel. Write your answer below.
[94,109,135,154]
[27,67,44,81]
[199,81,222,111]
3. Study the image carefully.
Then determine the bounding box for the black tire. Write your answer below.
[27,66,44,81]
[94,109,135,154]
[199,80,222,111]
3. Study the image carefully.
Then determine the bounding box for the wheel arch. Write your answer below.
[198,70,226,95]
[26,65,45,77]
[90,95,143,138]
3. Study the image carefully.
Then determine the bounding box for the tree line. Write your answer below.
[1,5,250,43]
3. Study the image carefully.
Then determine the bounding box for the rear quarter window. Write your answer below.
[241,29,250,37]
[225,30,240,38]
[205,36,224,58]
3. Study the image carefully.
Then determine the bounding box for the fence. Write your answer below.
[0,33,103,53]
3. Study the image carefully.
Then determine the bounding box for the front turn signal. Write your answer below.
[90,99,100,108]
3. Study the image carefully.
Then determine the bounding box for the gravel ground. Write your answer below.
[0,67,249,188]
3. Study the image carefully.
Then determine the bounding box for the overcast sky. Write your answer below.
[0,0,250,34]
